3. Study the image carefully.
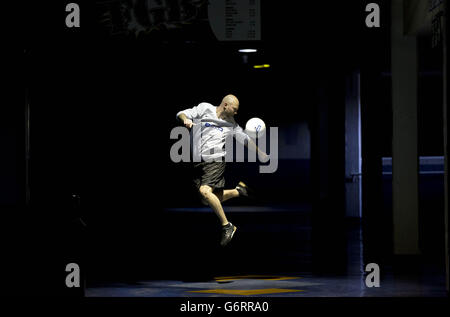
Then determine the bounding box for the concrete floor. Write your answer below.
[85,271,447,297]
[85,207,447,298]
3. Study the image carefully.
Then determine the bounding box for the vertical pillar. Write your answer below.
[345,71,362,218]
[311,72,347,274]
[391,0,420,255]
[443,0,449,293]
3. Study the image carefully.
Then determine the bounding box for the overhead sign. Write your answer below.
[208,0,261,41]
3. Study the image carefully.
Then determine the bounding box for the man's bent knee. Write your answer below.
[199,185,212,198]
[199,185,212,205]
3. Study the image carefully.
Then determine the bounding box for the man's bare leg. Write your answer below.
[199,185,229,226]
[213,189,239,203]
[222,189,240,202]
[200,185,239,246]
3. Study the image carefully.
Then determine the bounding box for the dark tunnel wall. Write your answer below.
[27,44,315,211]
[18,0,448,294]
[23,0,384,219]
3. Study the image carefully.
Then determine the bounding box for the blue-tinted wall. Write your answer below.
[382,157,445,258]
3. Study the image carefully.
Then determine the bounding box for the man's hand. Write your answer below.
[258,151,269,163]
[183,118,194,129]
[178,113,195,129]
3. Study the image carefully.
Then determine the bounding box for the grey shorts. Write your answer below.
[192,161,226,191]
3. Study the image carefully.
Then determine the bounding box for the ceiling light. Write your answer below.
[239,49,258,53]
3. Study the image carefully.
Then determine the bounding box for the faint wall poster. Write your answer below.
[208,0,261,41]
[94,0,260,41]
[95,0,214,40]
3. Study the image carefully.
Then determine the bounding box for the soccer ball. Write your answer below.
[245,117,266,139]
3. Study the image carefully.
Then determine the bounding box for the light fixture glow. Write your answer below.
[253,64,270,69]
[239,49,258,53]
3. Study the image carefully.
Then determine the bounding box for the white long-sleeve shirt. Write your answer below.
[176,102,249,162]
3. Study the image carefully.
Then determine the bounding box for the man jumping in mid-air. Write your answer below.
[176,94,267,246]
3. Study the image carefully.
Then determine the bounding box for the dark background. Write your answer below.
[15,0,446,295]
[23,0,387,206]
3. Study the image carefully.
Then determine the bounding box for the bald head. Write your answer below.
[218,94,240,119]
[222,94,239,107]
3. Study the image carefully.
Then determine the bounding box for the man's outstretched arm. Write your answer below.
[246,137,269,162]
[177,113,194,129]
